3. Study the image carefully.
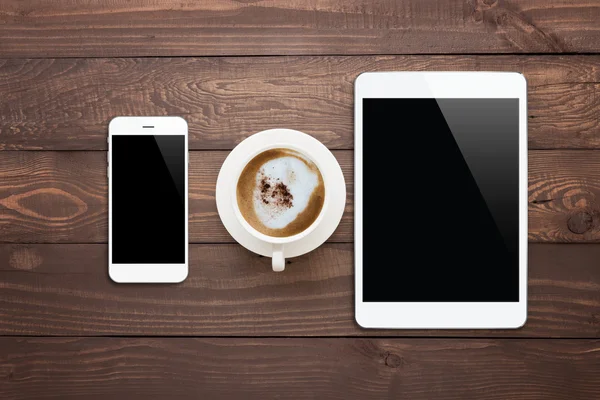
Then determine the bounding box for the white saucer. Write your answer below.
[216,129,346,258]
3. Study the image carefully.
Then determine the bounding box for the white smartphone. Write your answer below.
[108,116,188,283]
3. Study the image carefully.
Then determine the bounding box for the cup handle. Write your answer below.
[272,244,285,272]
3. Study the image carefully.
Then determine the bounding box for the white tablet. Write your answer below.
[354,72,527,329]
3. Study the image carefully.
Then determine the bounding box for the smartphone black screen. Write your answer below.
[362,99,520,302]
[111,135,185,264]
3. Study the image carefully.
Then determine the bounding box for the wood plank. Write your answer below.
[1,0,599,57]
[0,243,598,336]
[0,151,351,243]
[0,338,598,400]
[529,150,600,242]
[1,56,599,150]
[5,150,600,244]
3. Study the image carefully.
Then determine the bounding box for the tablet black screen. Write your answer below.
[362,98,519,302]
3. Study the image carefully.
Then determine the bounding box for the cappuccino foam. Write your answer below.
[236,149,325,237]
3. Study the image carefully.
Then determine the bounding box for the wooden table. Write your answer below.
[1,1,599,398]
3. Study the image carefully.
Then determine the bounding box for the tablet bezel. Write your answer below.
[354,72,527,329]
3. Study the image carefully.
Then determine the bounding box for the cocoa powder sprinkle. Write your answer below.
[258,172,293,208]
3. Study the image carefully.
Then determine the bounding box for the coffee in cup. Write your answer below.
[236,148,325,238]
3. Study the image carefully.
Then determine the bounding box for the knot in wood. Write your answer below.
[384,352,404,368]
[567,211,593,234]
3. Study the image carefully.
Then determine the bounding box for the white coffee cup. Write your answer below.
[231,143,330,271]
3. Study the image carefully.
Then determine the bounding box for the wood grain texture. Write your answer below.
[0,338,598,400]
[1,0,600,57]
[0,243,598,336]
[0,152,107,243]
[529,150,600,242]
[1,56,600,150]
[7,150,600,243]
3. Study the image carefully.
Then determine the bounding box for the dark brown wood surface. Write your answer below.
[0,338,598,400]
[0,243,598,337]
[2,2,600,398]
[5,150,600,243]
[1,56,600,150]
[2,0,600,57]
[529,150,600,242]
